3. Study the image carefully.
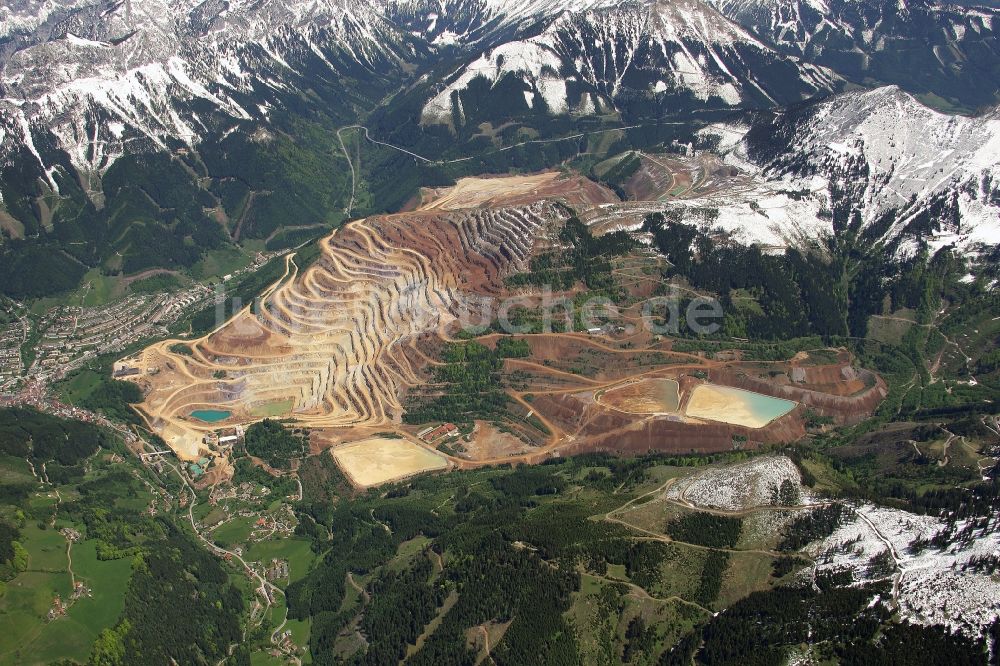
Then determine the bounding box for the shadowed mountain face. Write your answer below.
[710,0,1000,112]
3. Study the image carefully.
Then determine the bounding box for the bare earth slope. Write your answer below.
[124,171,885,481]
[128,173,613,458]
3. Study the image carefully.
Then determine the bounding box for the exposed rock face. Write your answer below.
[710,0,1000,110]
[739,86,1000,258]
[418,0,841,125]
[4,0,997,180]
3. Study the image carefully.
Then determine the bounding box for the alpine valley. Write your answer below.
[1,0,1000,665]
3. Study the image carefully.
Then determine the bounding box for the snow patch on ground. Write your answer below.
[771,86,1000,256]
[697,122,749,152]
[667,455,813,511]
[433,30,460,45]
[809,504,1000,637]
[422,39,566,121]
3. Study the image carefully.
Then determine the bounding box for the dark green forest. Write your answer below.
[0,408,109,469]
[403,339,532,426]
[243,419,307,469]
[282,453,997,665]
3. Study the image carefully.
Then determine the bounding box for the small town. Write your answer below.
[0,300,28,392]
[26,287,212,383]
[0,250,281,396]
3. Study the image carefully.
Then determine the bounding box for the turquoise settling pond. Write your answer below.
[685,384,797,428]
[190,409,232,423]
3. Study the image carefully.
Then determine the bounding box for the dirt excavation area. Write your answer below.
[420,172,613,210]
[597,378,681,414]
[331,438,449,488]
[120,170,887,485]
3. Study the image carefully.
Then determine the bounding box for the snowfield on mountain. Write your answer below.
[808,503,1000,638]
[696,86,1000,257]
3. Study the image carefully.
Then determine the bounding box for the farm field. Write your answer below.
[245,537,315,584]
[331,438,449,488]
[0,527,132,665]
[0,571,72,664]
[212,516,257,546]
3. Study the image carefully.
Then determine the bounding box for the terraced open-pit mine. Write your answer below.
[122,171,887,485]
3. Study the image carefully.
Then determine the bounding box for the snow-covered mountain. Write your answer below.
[1,0,999,300]
[734,86,1000,256]
[383,0,621,46]
[0,0,843,172]
[710,0,1000,110]
[0,0,426,178]
[2,0,998,180]
[419,0,842,125]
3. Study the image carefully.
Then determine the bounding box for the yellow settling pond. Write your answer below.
[331,437,449,487]
[684,384,796,428]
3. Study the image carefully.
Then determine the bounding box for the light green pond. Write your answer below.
[190,409,232,423]
[685,384,796,428]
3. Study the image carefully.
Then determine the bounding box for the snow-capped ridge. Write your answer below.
[734,86,1000,256]
[419,0,842,123]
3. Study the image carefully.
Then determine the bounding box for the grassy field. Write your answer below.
[716,550,777,609]
[387,535,431,572]
[192,247,251,282]
[251,399,295,418]
[245,538,316,585]
[0,571,73,663]
[736,509,797,551]
[113,494,152,512]
[212,516,257,547]
[339,572,368,614]
[200,506,228,526]
[250,651,286,666]
[76,269,125,308]
[651,543,705,600]
[284,616,312,649]
[0,454,34,485]
[867,315,915,345]
[56,369,104,405]
[566,573,625,664]
[606,562,628,581]
[18,540,132,665]
[21,523,70,571]
[568,572,708,664]
[0,509,138,665]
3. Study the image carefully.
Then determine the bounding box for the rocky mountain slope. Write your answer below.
[710,0,1000,111]
[1,0,999,300]
[0,0,424,177]
[416,0,842,126]
[3,0,997,180]
[736,86,1000,257]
